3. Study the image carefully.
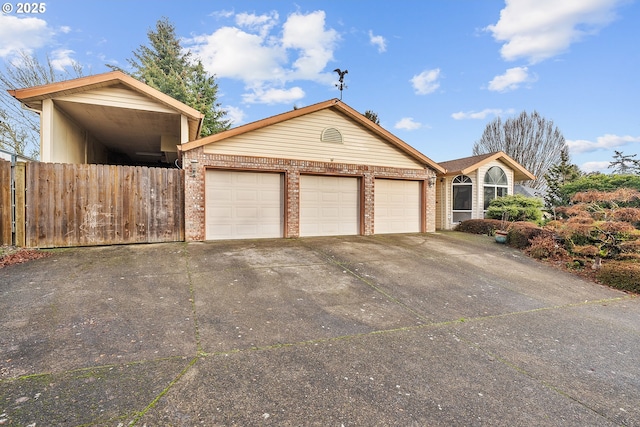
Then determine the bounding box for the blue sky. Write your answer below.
[1,0,639,172]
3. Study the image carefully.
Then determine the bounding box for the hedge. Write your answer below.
[596,261,640,293]
[455,219,503,235]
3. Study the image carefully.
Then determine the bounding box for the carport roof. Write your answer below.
[179,98,445,173]
[439,151,535,181]
[8,71,204,142]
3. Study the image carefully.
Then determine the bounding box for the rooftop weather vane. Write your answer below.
[334,68,348,100]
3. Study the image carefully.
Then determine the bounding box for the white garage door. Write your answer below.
[375,179,421,234]
[300,175,359,237]
[205,170,283,240]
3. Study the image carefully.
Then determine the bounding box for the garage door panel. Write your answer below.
[375,179,420,234]
[300,175,359,237]
[206,170,283,240]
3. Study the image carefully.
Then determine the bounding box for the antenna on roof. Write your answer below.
[334,68,348,100]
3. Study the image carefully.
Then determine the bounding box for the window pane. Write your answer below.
[453,185,472,210]
[453,211,472,223]
[484,187,494,210]
[485,167,507,185]
[497,187,508,198]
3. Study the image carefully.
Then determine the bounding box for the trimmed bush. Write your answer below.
[571,245,599,257]
[596,261,640,293]
[526,235,568,260]
[455,219,503,235]
[506,222,555,249]
[612,208,640,225]
[485,194,544,224]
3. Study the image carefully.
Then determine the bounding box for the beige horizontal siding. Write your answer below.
[57,86,176,114]
[204,109,424,169]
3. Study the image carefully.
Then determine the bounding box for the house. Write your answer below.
[436,152,535,230]
[8,72,535,246]
[8,71,203,165]
[179,98,445,240]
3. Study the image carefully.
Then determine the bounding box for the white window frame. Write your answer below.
[483,166,508,212]
[452,175,473,223]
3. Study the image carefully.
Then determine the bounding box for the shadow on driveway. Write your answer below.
[1,232,638,426]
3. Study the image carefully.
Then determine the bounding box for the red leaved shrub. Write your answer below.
[525,235,568,260]
[455,219,503,235]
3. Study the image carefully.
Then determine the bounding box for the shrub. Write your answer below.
[560,174,640,202]
[595,261,640,293]
[507,222,555,249]
[597,221,636,235]
[526,235,568,260]
[612,208,640,225]
[619,239,640,254]
[571,245,599,257]
[572,188,640,206]
[485,194,543,224]
[455,219,503,235]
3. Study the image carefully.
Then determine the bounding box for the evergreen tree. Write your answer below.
[118,17,229,137]
[543,147,582,209]
[608,150,640,174]
[364,110,380,125]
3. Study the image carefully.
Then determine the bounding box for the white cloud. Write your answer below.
[242,86,305,105]
[580,161,611,173]
[223,105,246,126]
[210,9,235,19]
[486,0,623,63]
[235,11,279,38]
[368,30,387,53]
[50,49,76,71]
[394,117,422,130]
[188,26,287,82]
[187,10,339,105]
[451,108,515,120]
[282,11,339,81]
[566,134,640,154]
[411,69,441,95]
[59,26,72,34]
[0,14,51,57]
[488,66,536,92]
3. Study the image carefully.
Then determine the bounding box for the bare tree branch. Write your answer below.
[473,111,567,190]
[0,50,84,157]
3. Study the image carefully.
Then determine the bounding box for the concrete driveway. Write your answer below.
[0,232,638,426]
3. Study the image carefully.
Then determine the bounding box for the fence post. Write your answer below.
[0,160,10,245]
[14,162,26,247]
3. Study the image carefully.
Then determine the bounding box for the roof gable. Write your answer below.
[8,70,203,122]
[180,99,445,173]
[439,151,535,181]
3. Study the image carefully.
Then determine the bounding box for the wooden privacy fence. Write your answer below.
[23,163,184,248]
[0,160,11,245]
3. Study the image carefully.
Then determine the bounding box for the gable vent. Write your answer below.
[321,127,343,143]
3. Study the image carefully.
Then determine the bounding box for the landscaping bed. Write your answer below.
[0,246,50,268]
[457,214,640,294]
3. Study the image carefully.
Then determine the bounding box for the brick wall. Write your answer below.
[182,147,437,241]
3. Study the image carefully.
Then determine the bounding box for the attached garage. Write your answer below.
[205,170,283,240]
[374,179,421,234]
[300,175,359,237]
[181,99,445,241]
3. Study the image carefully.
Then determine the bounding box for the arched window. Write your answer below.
[452,175,472,223]
[483,166,508,210]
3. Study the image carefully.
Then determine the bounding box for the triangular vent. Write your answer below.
[321,127,343,143]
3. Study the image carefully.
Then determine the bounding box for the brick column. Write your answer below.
[183,148,206,241]
[285,169,300,238]
[362,172,375,235]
